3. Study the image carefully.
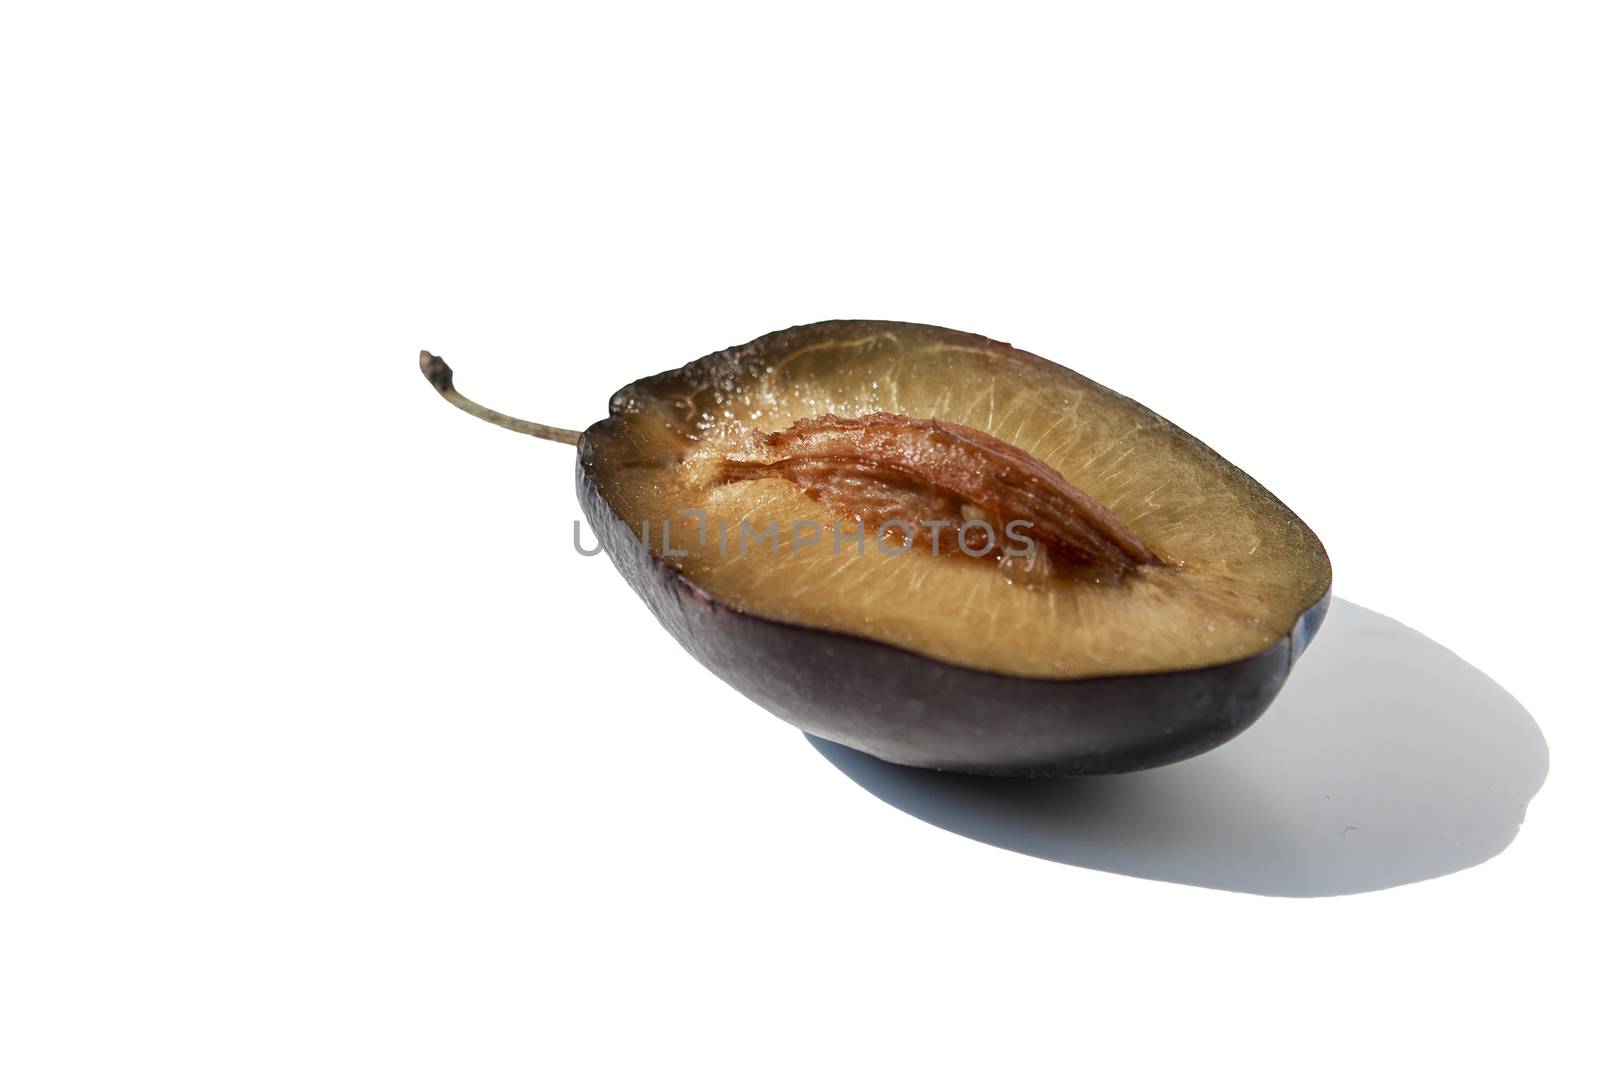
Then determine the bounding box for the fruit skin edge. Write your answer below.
[576,458,1331,778]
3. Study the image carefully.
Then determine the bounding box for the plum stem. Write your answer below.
[418,351,582,445]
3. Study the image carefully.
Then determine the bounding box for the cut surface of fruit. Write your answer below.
[580,321,1331,680]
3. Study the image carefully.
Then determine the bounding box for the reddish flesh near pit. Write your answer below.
[715,413,1159,578]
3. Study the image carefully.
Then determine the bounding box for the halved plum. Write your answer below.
[424,320,1331,775]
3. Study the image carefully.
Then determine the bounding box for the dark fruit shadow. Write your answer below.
[807,599,1548,897]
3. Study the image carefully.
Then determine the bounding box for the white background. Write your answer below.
[3,2,1596,1063]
